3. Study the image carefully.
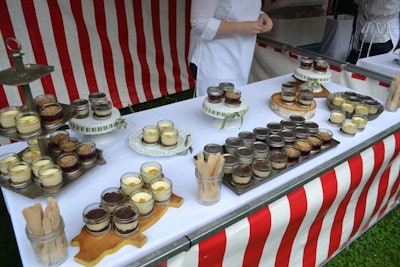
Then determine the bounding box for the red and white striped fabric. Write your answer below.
[161,131,400,266]
[0,0,194,110]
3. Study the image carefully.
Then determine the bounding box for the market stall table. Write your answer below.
[356,52,400,78]
[1,74,400,267]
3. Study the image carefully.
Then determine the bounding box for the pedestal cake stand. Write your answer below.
[293,67,332,94]
[69,107,121,144]
[202,99,248,129]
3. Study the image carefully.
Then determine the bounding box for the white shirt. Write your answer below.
[353,0,399,52]
[189,0,262,96]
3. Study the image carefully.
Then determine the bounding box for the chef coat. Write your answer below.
[352,0,400,57]
[189,0,261,96]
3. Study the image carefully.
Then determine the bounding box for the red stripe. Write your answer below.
[330,65,341,72]
[70,0,99,96]
[168,0,183,93]
[328,155,364,257]
[274,47,282,53]
[151,1,168,97]
[93,0,122,108]
[198,230,226,267]
[276,187,307,267]
[185,0,195,89]
[132,1,153,101]
[303,169,338,267]
[258,42,267,48]
[350,141,385,238]
[351,73,366,81]
[378,81,390,88]
[242,206,271,267]
[115,0,139,105]
[21,0,56,96]
[0,0,15,108]
[47,1,79,102]
[289,52,298,59]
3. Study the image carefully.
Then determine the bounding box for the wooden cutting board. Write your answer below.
[71,193,184,267]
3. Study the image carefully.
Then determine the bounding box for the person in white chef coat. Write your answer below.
[188,0,273,96]
[347,0,400,64]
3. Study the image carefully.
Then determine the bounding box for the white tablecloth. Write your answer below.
[357,52,400,78]
[2,74,400,267]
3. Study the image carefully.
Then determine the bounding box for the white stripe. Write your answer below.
[223,218,250,267]
[259,196,290,266]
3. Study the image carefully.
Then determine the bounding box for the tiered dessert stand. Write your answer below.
[0,38,105,198]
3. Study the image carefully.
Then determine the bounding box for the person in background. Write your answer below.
[347,0,400,64]
[188,0,273,97]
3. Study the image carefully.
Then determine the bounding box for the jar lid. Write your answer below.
[267,134,285,147]
[235,146,253,158]
[203,143,223,155]
[225,137,243,148]
[207,86,224,96]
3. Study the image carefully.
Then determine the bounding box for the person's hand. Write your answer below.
[258,13,273,33]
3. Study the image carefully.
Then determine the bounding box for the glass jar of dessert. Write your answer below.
[304,121,319,134]
[160,128,179,148]
[280,129,296,145]
[149,177,173,205]
[295,139,312,158]
[142,125,160,145]
[331,92,346,107]
[15,111,42,138]
[231,164,252,186]
[39,102,64,129]
[112,204,139,237]
[0,106,20,131]
[252,141,269,159]
[71,99,90,119]
[266,134,285,151]
[59,137,79,154]
[235,146,253,166]
[329,109,346,125]
[157,119,174,131]
[203,144,223,161]
[352,114,368,131]
[238,131,256,148]
[92,100,112,119]
[297,86,313,107]
[253,127,269,141]
[280,119,296,130]
[31,155,53,181]
[21,147,41,164]
[300,56,313,70]
[224,90,241,106]
[219,82,234,95]
[88,92,107,108]
[140,161,162,185]
[307,135,323,154]
[130,188,155,218]
[50,130,69,153]
[283,144,301,165]
[364,99,381,115]
[82,203,111,235]
[340,100,355,114]
[267,122,282,135]
[225,137,243,155]
[289,115,305,126]
[8,161,32,188]
[207,86,224,103]
[354,103,369,116]
[313,58,329,73]
[251,158,271,180]
[222,153,238,177]
[316,128,333,148]
[120,172,144,197]
[268,150,288,171]
[281,83,296,105]
[0,152,19,177]
[57,152,81,175]
[76,141,97,165]
[101,187,125,214]
[294,126,310,139]
[38,164,63,191]
[341,119,357,135]
[34,94,57,110]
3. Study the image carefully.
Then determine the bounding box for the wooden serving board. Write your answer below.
[270,93,316,119]
[71,193,184,267]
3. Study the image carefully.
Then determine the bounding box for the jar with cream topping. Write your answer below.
[0,152,19,177]
[120,172,144,196]
[140,161,162,185]
[223,154,238,176]
[112,204,139,237]
[0,106,20,131]
[235,147,253,166]
[142,125,160,145]
[15,111,42,138]
[329,109,346,125]
[251,158,271,180]
[38,164,63,191]
[31,155,53,180]
[225,137,243,155]
[268,150,287,171]
[160,128,179,148]
[252,141,269,159]
[8,161,32,188]
[351,114,368,131]
[157,119,174,131]
[149,177,173,205]
[231,164,252,186]
[365,99,381,115]
[130,188,155,218]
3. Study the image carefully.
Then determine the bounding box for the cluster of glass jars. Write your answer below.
[300,56,330,74]
[207,82,242,107]
[71,92,113,120]
[203,115,333,188]
[142,119,179,148]
[281,82,314,107]
[329,91,381,135]
[82,161,173,237]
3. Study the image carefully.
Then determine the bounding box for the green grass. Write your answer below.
[1,89,399,266]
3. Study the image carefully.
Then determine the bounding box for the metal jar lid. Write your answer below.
[235,146,253,159]
[207,86,224,97]
[203,143,223,158]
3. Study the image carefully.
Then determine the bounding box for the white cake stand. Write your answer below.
[202,99,249,129]
[293,68,332,93]
[69,107,121,144]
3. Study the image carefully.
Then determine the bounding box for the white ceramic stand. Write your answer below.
[202,99,249,129]
[293,68,332,93]
[69,107,121,144]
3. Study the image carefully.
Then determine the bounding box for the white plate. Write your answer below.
[129,126,192,157]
